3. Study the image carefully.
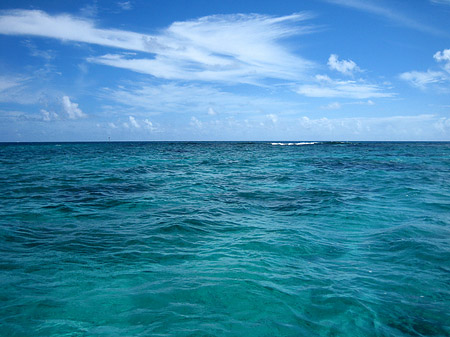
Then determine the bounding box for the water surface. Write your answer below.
[0,142,449,336]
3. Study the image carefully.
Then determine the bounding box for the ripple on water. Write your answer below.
[0,142,449,336]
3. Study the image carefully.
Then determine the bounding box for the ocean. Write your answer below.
[0,141,449,336]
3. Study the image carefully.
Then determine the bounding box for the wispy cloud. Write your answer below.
[117,1,133,11]
[0,10,148,51]
[0,10,316,84]
[399,70,447,89]
[0,75,26,93]
[296,74,394,99]
[0,75,46,104]
[89,13,315,83]
[324,0,443,35]
[430,0,450,5]
[400,49,450,89]
[79,3,98,18]
[22,40,54,61]
[100,82,305,117]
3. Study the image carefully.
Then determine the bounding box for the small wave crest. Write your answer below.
[270,142,318,146]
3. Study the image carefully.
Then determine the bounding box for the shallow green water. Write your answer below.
[0,142,449,336]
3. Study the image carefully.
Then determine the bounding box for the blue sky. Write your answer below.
[0,0,449,141]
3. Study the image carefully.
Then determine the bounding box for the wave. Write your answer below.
[270,142,318,146]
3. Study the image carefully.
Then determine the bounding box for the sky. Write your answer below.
[0,0,449,141]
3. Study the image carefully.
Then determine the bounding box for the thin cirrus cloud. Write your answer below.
[0,9,316,84]
[430,0,450,5]
[0,75,26,92]
[117,1,133,11]
[296,74,394,99]
[89,13,316,84]
[0,75,45,104]
[399,70,447,89]
[323,0,444,35]
[101,82,305,116]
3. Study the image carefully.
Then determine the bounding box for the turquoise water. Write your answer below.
[0,142,449,336]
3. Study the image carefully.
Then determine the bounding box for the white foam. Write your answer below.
[271,142,317,146]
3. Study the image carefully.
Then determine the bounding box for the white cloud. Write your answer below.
[315,74,332,82]
[433,49,450,72]
[296,75,394,99]
[0,10,148,51]
[62,95,86,119]
[321,102,341,109]
[299,116,334,131]
[327,54,360,75]
[208,107,217,115]
[41,109,51,121]
[89,12,315,83]
[190,116,203,128]
[117,1,133,10]
[399,70,446,88]
[108,122,118,128]
[400,49,450,89]
[0,10,315,84]
[266,114,278,123]
[41,109,58,121]
[434,49,450,62]
[185,113,447,141]
[143,119,157,131]
[434,116,450,132]
[320,99,374,109]
[129,115,140,128]
[297,114,449,140]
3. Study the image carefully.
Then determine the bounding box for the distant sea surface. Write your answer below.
[0,141,449,337]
